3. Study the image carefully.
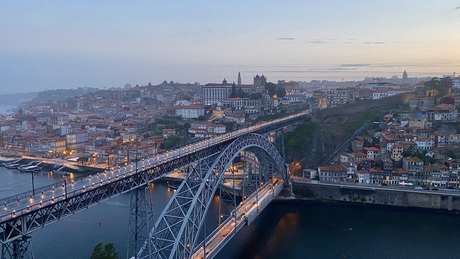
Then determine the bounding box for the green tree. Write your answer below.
[90,242,119,259]
[250,92,262,99]
[265,82,277,97]
[160,135,182,149]
[276,86,286,97]
[230,82,237,98]
[77,156,89,165]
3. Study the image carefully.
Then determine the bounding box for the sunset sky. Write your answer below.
[1,1,460,92]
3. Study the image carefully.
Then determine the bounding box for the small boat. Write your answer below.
[5,163,21,169]
[19,162,42,172]
[341,253,346,258]
[168,183,178,190]
[1,159,22,167]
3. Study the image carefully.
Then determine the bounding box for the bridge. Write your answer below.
[0,111,308,259]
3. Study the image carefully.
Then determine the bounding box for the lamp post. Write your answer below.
[31,172,36,196]
[62,175,67,199]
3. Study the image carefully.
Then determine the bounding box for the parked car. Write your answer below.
[381,183,388,186]
[447,186,454,189]
[431,187,439,191]
[415,186,423,190]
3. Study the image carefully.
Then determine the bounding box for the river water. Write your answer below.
[2,166,460,259]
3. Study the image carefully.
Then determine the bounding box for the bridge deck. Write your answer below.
[1,111,307,224]
[191,179,284,259]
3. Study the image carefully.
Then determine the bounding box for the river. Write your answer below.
[1,166,460,259]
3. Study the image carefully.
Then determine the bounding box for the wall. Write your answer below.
[293,182,460,212]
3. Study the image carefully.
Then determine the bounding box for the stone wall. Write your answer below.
[293,182,460,212]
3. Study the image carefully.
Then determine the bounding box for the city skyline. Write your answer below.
[1,1,460,92]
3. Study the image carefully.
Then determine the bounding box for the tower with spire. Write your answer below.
[237,72,241,87]
[402,70,408,80]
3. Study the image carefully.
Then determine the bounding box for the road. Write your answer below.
[291,176,460,197]
[191,179,284,259]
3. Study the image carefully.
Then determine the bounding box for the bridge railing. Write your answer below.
[1,111,308,224]
[0,180,65,208]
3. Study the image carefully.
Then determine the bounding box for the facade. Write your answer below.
[202,79,233,106]
[253,74,267,87]
[427,104,458,122]
[174,105,205,119]
[223,98,244,110]
[326,88,349,108]
[318,165,347,183]
[402,157,424,185]
[408,96,435,110]
[390,144,404,161]
[66,131,89,154]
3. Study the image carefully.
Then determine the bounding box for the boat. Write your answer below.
[2,159,23,168]
[168,183,179,190]
[4,162,22,169]
[19,162,42,172]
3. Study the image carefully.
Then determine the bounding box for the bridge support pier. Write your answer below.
[127,185,154,259]
[1,235,33,259]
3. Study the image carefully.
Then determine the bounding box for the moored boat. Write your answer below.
[4,163,21,169]
[19,162,42,172]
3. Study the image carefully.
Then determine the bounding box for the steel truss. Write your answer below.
[1,145,228,259]
[137,133,287,259]
[128,185,155,259]
[1,112,307,258]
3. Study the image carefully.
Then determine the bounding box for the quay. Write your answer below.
[292,176,460,212]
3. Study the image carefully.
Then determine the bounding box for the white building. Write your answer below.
[169,105,205,119]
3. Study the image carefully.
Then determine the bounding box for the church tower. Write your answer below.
[402,70,408,80]
[237,72,241,86]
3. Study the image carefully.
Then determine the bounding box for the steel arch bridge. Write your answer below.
[137,132,288,259]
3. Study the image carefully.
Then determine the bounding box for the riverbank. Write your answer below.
[292,180,460,213]
[0,155,102,175]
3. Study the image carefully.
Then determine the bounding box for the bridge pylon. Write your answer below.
[127,185,155,259]
[1,235,34,259]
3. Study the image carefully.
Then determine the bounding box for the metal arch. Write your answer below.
[138,133,286,259]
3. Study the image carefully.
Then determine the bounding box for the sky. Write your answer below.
[1,1,460,93]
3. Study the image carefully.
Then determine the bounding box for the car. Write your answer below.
[447,186,454,189]
[431,187,439,191]
[415,186,423,190]
[381,183,388,186]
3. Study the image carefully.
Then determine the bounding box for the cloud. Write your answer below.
[305,40,331,44]
[277,37,295,40]
[363,41,385,45]
[341,64,371,67]
[454,6,460,10]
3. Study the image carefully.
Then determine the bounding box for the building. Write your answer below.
[326,88,349,108]
[318,165,347,183]
[170,105,205,119]
[202,79,233,106]
[402,157,424,185]
[427,104,458,122]
[253,74,266,87]
[390,144,404,161]
[66,131,89,155]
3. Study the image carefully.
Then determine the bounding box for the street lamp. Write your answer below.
[62,175,67,199]
[31,172,36,196]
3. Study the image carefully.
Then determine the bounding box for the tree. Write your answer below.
[77,156,89,165]
[424,77,452,98]
[276,86,286,98]
[230,82,237,98]
[250,92,262,99]
[90,242,119,259]
[265,82,277,97]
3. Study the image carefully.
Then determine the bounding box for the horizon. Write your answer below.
[1,1,459,92]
